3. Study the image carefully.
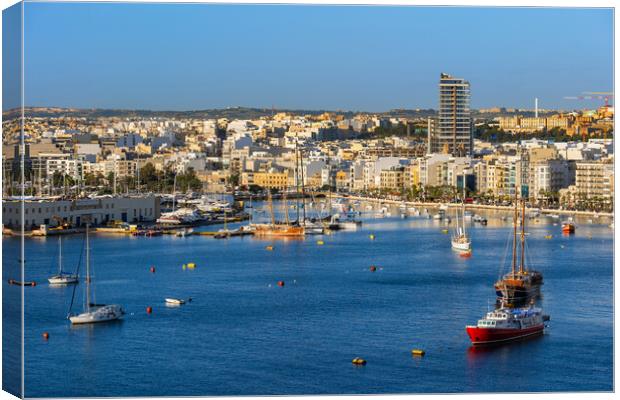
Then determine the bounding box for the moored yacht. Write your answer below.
[48,237,78,285]
[68,224,124,325]
[451,174,472,252]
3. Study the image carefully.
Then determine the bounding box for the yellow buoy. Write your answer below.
[182,264,186,270]
[187,262,196,269]
[544,235,553,239]
[411,349,425,357]
[317,240,324,245]
[266,246,274,251]
[441,229,449,234]
[369,234,375,240]
[352,357,367,365]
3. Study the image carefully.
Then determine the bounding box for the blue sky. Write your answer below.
[6,3,614,111]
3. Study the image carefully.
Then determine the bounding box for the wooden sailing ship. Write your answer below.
[494,169,543,306]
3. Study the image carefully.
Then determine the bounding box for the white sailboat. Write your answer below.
[48,237,79,285]
[451,173,472,252]
[69,224,124,324]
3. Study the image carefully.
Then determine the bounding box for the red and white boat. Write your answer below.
[466,305,547,345]
[562,221,575,234]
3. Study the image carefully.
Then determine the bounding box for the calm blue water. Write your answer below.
[3,204,614,396]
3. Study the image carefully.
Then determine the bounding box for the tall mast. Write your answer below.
[462,171,466,235]
[249,195,253,225]
[58,236,62,274]
[268,191,275,226]
[520,196,526,273]
[295,142,300,223]
[113,160,117,196]
[172,173,177,211]
[283,188,290,226]
[85,224,90,312]
[511,180,518,278]
[136,154,140,194]
[455,185,460,234]
[37,156,42,196]
[519,141,526,274]
[299,145,306,223]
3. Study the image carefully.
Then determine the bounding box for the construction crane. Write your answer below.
[564,91,614,108]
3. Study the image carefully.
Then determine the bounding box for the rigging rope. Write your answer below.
[67,234,86,318]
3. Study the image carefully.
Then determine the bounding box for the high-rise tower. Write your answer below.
[430,73,472,156]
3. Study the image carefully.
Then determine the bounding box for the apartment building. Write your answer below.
[430,73,472,156]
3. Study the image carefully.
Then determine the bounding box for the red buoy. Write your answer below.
[146,306,153,314]
[42,332,49,340]
[150,266,156,273]
[369,266,377,272]
[277,281,285,287]
[32,282,37,286]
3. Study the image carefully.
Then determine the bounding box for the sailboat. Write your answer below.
[68,224,124,324]
[494,152,543,305]
[48,237,79,285]
[253,190,305,237]
[451,173,471,252]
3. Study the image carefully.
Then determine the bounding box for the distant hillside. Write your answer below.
[3,106,560,121]
[4,106,442,121]
[4,106,360,120]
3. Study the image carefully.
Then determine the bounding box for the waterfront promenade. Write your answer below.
[331,194,614,218]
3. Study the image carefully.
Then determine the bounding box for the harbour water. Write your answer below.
[3,203,613,396]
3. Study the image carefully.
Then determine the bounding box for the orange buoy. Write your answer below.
[150,266,156,273]
[277,281,285,287]
[42,332,49,340]
[146,306,153,314]
[369,266,377,272]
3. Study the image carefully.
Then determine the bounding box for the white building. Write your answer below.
[2,195,161,230]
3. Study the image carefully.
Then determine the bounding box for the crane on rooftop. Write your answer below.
[563,91,614,108]
[563,91,613,143]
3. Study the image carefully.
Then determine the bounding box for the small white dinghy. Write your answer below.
[165,298,186,305]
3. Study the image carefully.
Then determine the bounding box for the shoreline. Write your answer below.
[333,194,614,219]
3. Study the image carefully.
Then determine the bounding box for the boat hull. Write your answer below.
[451,239,472,252]
[48,275,78,285]
[495,284,541,303]
[254,225,305,237]
[69,305,124,324]
[562,225,575,234]
[466,324,544,345]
